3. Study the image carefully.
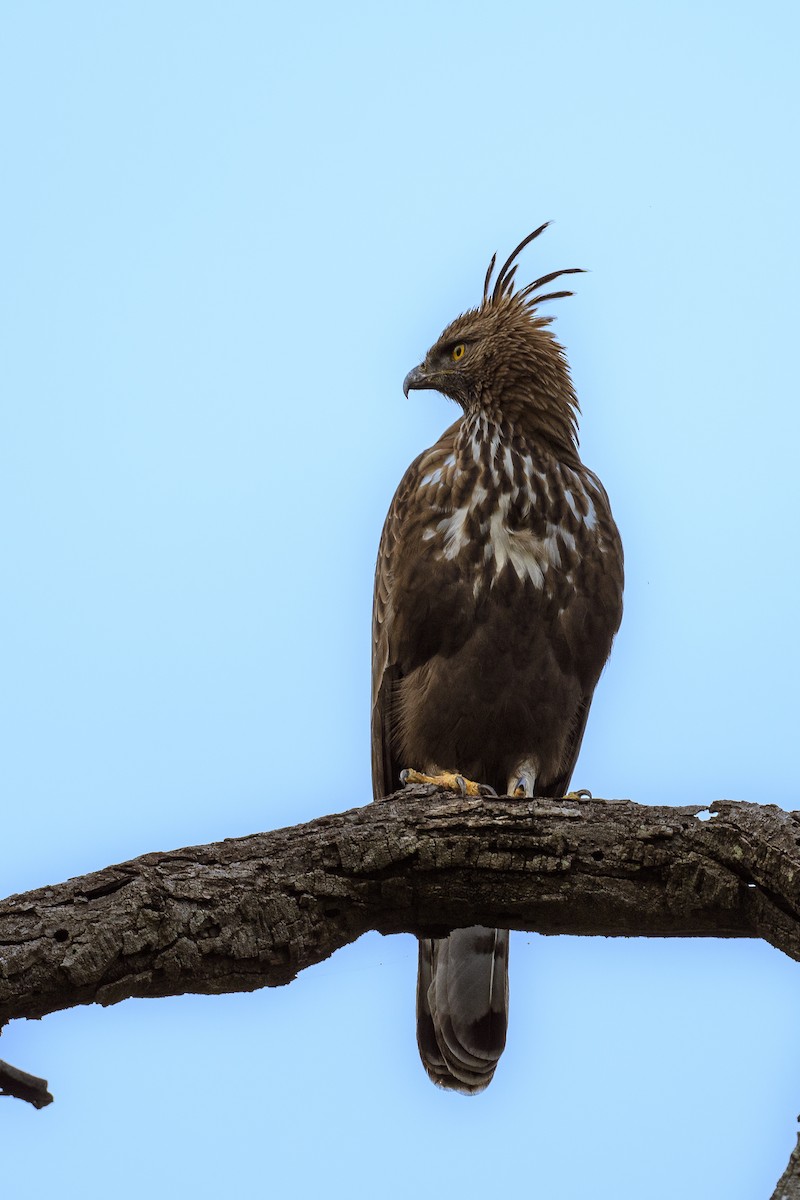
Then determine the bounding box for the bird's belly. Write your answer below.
[396,607,583,794]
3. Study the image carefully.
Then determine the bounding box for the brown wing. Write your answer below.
[371,420,463,799]
[538,469,624,797]
[371,492,403,799]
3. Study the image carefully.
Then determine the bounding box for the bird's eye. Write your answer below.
[452,343,466,361]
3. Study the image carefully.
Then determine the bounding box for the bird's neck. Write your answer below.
[461,389,580,465]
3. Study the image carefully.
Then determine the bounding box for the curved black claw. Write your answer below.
[478,783,498,797]
[398,768,439,796]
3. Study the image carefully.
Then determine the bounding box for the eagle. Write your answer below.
[371,225,624,1093]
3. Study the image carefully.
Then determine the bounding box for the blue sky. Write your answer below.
[3,2,800,1196]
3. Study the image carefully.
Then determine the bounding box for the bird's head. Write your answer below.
[403,224,584,451]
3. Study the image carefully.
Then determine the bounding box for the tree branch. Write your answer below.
[771,1122,800,1200]
[0,1059,52,1109]
[3,790,800,1190]
[2,791,799,1032]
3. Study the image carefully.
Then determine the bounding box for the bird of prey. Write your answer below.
[371,225,623,1093]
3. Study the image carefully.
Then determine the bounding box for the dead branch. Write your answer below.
[2,791,799,1031]
[3,789,800,1191]
[772,1122,800,1200]
[0,1059,52,1108]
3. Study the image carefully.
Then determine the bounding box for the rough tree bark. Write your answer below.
[1,790,799,1194]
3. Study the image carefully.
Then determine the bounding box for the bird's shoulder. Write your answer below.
[373,416,623,672]
[386,418,618,576]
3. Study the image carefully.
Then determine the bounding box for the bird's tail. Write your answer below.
[416,926,509,1094]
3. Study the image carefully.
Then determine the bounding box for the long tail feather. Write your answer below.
[416,926,509,1094]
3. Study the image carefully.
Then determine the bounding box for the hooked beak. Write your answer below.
[402,363,431,398]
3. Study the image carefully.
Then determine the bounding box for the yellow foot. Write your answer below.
[399,769,497,797]
[565,788,593,799]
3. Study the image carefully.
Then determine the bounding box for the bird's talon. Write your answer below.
[399,769,492,797]
[566,788,593,799]
[479,783,498,797]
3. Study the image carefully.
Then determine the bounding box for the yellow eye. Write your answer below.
[452,343,465,361]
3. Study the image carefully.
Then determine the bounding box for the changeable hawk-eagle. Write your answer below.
[371,226,624,1092]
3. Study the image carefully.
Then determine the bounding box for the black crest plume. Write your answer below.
[482,222,585,311]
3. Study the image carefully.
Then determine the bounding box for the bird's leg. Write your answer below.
[507,761,592,800]
[508,760,538,798]
[400,768,497,798]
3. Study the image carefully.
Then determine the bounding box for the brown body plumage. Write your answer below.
[371,226,623,1092]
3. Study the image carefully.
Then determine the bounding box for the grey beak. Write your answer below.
[403,364,429,397]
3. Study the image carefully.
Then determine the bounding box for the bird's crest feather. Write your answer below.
[482,223,585,313]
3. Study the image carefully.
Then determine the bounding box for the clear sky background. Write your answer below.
[3,3,799,1196]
